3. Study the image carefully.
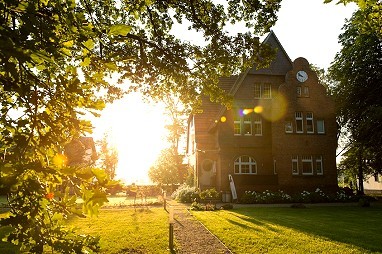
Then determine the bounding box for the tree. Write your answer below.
[329,8,382,194]
[97,133,119,180]
[1,0,281,252]
[325,0,381,39]
[149,147,184,186]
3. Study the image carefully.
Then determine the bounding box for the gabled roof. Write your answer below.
[204,31,292,132]
[249,30,293,75]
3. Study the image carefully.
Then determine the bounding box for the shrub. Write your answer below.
[190,201,204,211]
[239,190,292,204]
[239,188,354,204]
[171,184,199,203]
[199,188,220,201]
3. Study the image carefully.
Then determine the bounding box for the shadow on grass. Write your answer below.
[230,202,382,253]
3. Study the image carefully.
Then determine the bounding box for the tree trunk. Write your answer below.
[357,146,364,195]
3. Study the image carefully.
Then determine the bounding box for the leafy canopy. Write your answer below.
[1,0,281,252]
[329,5,382,193]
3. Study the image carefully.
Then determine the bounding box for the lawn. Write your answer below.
[69,208,169,253]
[0,207,170,254]
[192,203,382,254]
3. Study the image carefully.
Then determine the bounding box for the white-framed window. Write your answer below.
[317,120,325,134]
[297,87,302,97]
[295,112,303,133]
[254,83,272,99]
[303,86,310,97]
[301,156,313,175]
[263,83,271,99]
[306,112,314,133]
[316,156,323,175]
[234,116,241,136]
[243,116,252,136]
[253,116,262,136]
[292,156,299,175]
[254,84,261,98]
[234,156,257,174]
[285,120,293,133]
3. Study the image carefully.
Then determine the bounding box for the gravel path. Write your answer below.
[168,201,232,254]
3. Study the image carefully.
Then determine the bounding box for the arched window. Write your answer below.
[234,156,257,174]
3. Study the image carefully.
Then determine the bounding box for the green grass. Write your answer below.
[192,203,382,254]
[69,208,169,253]
[0,208,170,254]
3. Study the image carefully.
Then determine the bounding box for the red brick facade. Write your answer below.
[186,32,338,197]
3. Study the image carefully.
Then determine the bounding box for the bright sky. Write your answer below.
[272,0,357,69]
[92,1,357,185]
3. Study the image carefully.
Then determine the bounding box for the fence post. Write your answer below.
[169,206,174,251]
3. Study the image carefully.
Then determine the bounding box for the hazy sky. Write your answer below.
[272,0,357,69]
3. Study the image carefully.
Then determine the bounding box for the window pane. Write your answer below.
[253,116,262,135]
[292,161,298,174]
[317,120,325,134]
[254,84,261,98]
[316,161,323,175]
[292,156,298,175]
[234,164,240,174]
[295,112,303,133]
[241,156,249,162]
[316,156,323,175]
[303,86,309,97]
[296,120,303,132]
[234,121,241,135]
[263,84,271,98]
[297,87,302,97]
[234,156,257,174]
[302,161,313,174]
[243,123,252,135]
[241,164,250,173]
[306,120,314,133]
[285,121,293,133]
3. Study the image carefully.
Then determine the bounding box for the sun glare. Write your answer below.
[92,93,168,185]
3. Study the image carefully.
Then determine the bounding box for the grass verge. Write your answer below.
[0,208,169,254]
[192,203,382,254]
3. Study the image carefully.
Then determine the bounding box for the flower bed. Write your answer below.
[240,188,355,204]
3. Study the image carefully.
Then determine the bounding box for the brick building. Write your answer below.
[186,31,338,197]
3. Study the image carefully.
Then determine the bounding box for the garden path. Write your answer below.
[167,200,232,254]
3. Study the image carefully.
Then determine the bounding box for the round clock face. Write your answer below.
[296,70,308,82]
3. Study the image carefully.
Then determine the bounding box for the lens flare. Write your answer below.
[261,94,288,122]
[254,106,263,113]
[243,109,253,115]
[53,154,68,168]
[220,116,227,122]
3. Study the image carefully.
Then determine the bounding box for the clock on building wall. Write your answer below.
[296,70,308,82]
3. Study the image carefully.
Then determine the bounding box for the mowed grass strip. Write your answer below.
[0,208,169,254]
[69,208,169,254]
[192,204,382,254]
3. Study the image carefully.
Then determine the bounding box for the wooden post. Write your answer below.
[169,206,174,251]
[163,191,167,211]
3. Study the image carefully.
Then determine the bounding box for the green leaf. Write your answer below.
[80,57,91,67]
[63,40,74,48]
[108,24,131,36]
[105,62,118,71]
[92,168,108,183]
[83,39,95,50]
